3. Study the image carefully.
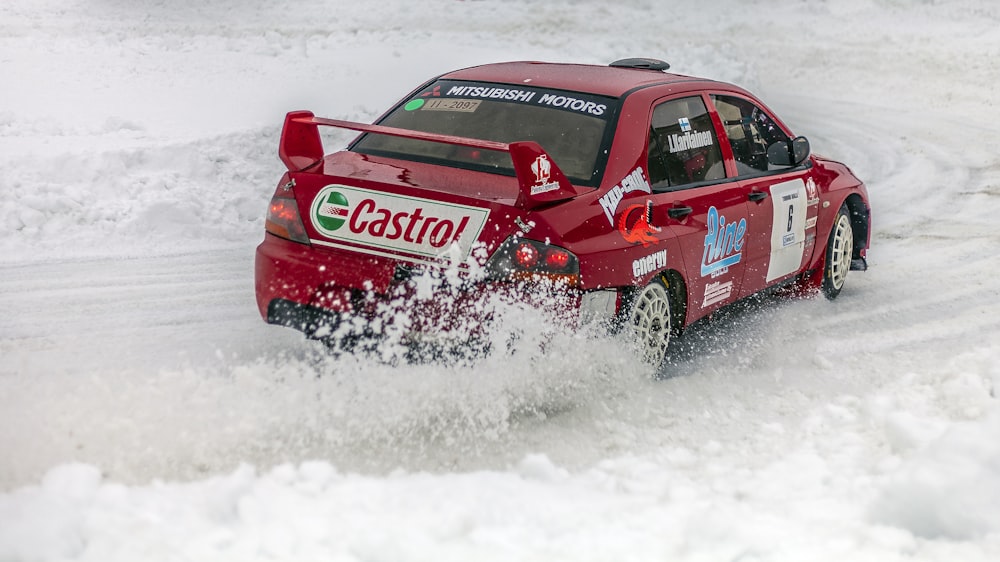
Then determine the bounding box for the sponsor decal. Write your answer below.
[536,93,606,116]
[632,249,667,277]
[529,154,560,195]
[668,129,713,153]
[529,182,559,196]
[421,86,442,97]
[422,98,481,113]
[439,82,609,116]
[599,166,651,225]
[514,216,534,234]
[805,216,817,230]
[702,280,734,307]
[678,117,691,132]
[806,177,819,204]
[315,190,350,231]
[780,191,800,246]
[446,85,536,103]
[701,206,747,277]
[766,178,808,282]
[619,199,661,247]
[309,185,489,260]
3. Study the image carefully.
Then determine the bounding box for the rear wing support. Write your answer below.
[278,110,586,210]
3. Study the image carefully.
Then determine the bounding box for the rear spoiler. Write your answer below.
[278,110,586,210]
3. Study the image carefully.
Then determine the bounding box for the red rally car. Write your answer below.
[255,58,871,364]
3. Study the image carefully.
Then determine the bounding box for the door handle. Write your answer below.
[748,190,768,202]
[667,205,693,220]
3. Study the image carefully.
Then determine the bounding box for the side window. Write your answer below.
[647,96,725,190]
[711,95,792,176]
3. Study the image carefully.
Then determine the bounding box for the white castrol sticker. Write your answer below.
[310,185,489,261]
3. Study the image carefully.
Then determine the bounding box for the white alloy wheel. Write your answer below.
[823,205,854,299]
[629,279,672,366]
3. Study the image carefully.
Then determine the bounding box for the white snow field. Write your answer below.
[2,0,1000,559]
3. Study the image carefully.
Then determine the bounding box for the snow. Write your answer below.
[2,0,1000,559]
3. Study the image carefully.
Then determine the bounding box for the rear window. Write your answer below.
[351,80,619,186]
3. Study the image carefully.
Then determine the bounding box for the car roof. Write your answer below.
[440,61,723,98]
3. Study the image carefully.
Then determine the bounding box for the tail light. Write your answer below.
[485,236,580,286]
[265,195,310,244]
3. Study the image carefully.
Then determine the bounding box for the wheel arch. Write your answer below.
[621,268,688,336]
[660,269,688,335]
[843,192,870,259]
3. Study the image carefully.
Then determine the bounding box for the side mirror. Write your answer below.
[766,136,811,167]
[791,136,810,165]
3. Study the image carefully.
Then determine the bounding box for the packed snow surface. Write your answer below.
[2,0,1000,560]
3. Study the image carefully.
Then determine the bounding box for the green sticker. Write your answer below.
[314,191,350,232]
[404,99,425,111]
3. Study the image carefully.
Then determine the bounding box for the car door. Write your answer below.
[710,94,818,297]
[647,94,751,319]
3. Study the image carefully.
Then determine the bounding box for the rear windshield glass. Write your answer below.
[351,80,619,186]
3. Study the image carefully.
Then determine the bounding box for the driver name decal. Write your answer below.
[667,130,713,153]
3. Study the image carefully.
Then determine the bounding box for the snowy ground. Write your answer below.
[2,0,1000,560]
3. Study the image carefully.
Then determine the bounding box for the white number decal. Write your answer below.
[766,179,808,282]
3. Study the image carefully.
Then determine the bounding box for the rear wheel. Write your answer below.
[822,204,854,299]
[628,277,673,366]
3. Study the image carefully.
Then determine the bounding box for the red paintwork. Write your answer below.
[281,112,584,209]
[443,61,710,98]
[255,61,870,341]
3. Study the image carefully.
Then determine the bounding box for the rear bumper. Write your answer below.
[255,233,589,341]
[265,298,342,338]
[255,234,361,322]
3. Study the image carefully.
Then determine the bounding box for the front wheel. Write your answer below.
[822,204,854,299]
[628,278,673,366]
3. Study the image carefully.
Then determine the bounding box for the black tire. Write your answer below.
[822,204,854,300]
[627,277,673,366]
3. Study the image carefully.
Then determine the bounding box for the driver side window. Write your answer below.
[711,95,792,177]
[647,96,725,190]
